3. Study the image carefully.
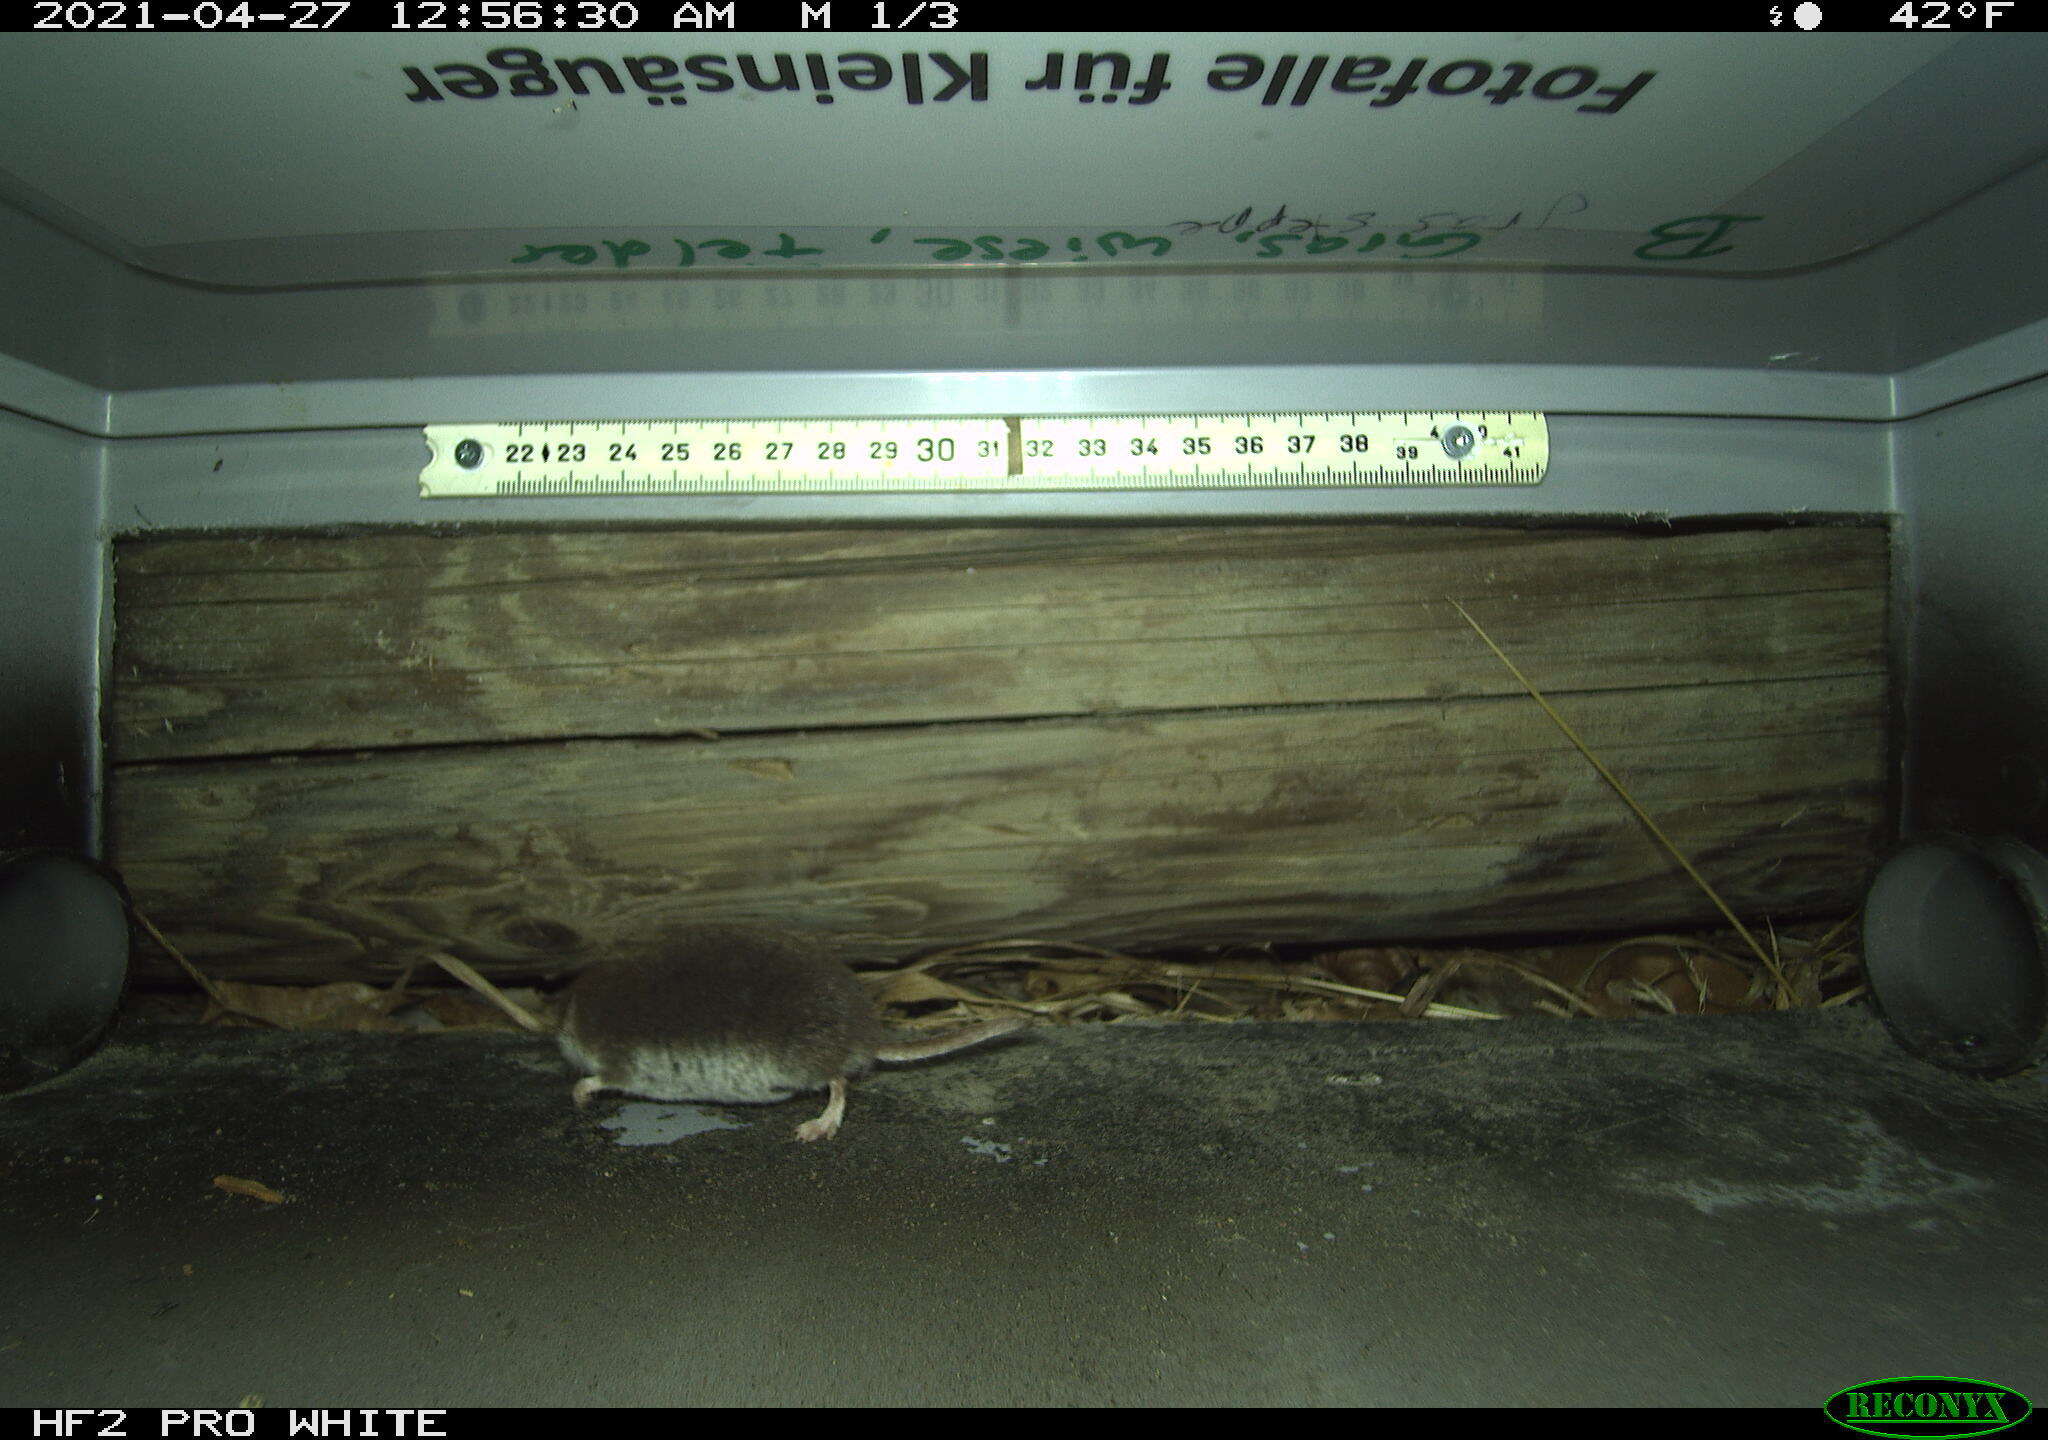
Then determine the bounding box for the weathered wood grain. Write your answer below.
[110,524,1888,761]
[106,523,1891,981]
[107,678,1886,981]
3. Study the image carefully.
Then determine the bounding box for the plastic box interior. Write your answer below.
[2,32,2046,1408]
[2,33,2047,855]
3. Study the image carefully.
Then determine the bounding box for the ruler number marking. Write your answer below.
[422,412,1548,497]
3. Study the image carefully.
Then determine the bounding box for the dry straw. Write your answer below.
[1443,596,1796,1001]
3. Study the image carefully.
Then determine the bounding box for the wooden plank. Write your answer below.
[108,673,1887,982]
[107,522,1891,980]
[110,524,1889,762]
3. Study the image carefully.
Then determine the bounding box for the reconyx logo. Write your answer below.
[1826,1376,2032,1439]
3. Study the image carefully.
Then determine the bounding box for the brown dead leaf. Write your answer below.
[1021,966,1128,1003]
[1316,947,1413,993]
[864,968,987,1008]
[207,979,405,1031]
[1577,943,1760,1014]
[213,1175,286,1204]
[415,989,553,1030]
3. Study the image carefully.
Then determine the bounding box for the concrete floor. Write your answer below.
[1,1006,2044,1407]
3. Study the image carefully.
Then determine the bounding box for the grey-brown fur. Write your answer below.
[554,923,1024,1141]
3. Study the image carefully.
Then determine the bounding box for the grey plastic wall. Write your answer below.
[1895,375,2048,841]
[0,410,104,853]
[1,132,2047,438]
